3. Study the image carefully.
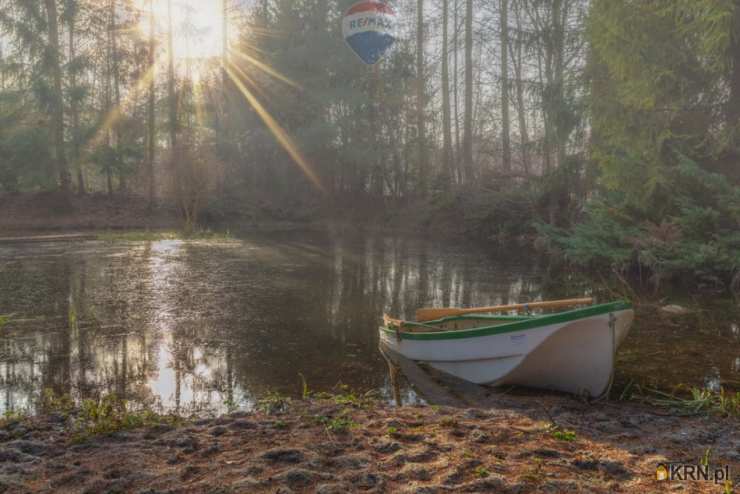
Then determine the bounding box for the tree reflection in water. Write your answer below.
[3,233,734,415]
[0,234,548,414]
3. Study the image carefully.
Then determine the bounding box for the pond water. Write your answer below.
[0,232,737,415]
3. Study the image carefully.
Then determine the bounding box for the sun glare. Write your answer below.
[132,0,325,192]
[142,0,224,60]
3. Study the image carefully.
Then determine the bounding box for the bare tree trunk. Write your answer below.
[462,0,474,183]
[441,0,453,183]
[223,0,228,90]
[551,0,566,169]
[110,0,126,194]
[510,0,530,176]
[416,0,426,195]
[147,0,156,208]
[167,0,184,225]
[372,65,387,197]
[453,0,461,178]
[167,0,178,151]
[104,18,114,197]
[68,8,85,194]
[550,0,566,224]
[44,0,71,193]
[500,0,511,173]
[538,15,553,177]
[0,43,5,90]
[537,36,554,222]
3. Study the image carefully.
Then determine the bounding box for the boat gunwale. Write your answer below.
[443,314,534,321]
[379,301,632,341]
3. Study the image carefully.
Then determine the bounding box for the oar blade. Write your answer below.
[383,314,406,328]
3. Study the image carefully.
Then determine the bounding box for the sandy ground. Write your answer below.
[0,396,737,494]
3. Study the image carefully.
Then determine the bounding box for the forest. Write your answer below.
[1,0,739,290]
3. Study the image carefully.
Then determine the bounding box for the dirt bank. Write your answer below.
[0,192,337,236]
[2,395,737,494]
[0,193,181,234]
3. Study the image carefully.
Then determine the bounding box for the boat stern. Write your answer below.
[614,308,635,348]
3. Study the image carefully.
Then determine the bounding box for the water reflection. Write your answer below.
[0,233,738,415]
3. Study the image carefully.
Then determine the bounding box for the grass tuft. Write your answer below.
[474,466,490,478]
[550,428,577,442]
[75,395,181,443]
[317,409,358,434]
[38,390,182,443]
[257,391,291,415]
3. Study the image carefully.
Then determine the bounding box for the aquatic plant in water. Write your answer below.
[633,386,740,418]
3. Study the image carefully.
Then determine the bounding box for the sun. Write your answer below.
[141,0,224,60]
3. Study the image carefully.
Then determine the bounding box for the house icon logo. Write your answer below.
[656,464,669,481]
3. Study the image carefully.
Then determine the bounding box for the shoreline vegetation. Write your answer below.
[1,191,739,298]
[1,387,737,494]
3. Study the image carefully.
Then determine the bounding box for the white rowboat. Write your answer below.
[379,301,634,398]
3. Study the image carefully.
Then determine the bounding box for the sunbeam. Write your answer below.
[229,60,278,101]
[228,48,301,90]
[226,62,325,193]
[193,79,208,129]
[88,56,161,151]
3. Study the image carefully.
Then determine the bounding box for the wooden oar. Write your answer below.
[382,314,446,332]
[415,297,594,322]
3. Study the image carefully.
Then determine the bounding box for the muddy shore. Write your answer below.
[2,394,737,494]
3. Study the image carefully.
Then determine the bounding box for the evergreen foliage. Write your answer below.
[536,0,740,287]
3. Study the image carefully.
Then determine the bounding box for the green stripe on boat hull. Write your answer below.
[379,301,632,340]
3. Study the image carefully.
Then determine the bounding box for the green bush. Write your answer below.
[540,157,740,287]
